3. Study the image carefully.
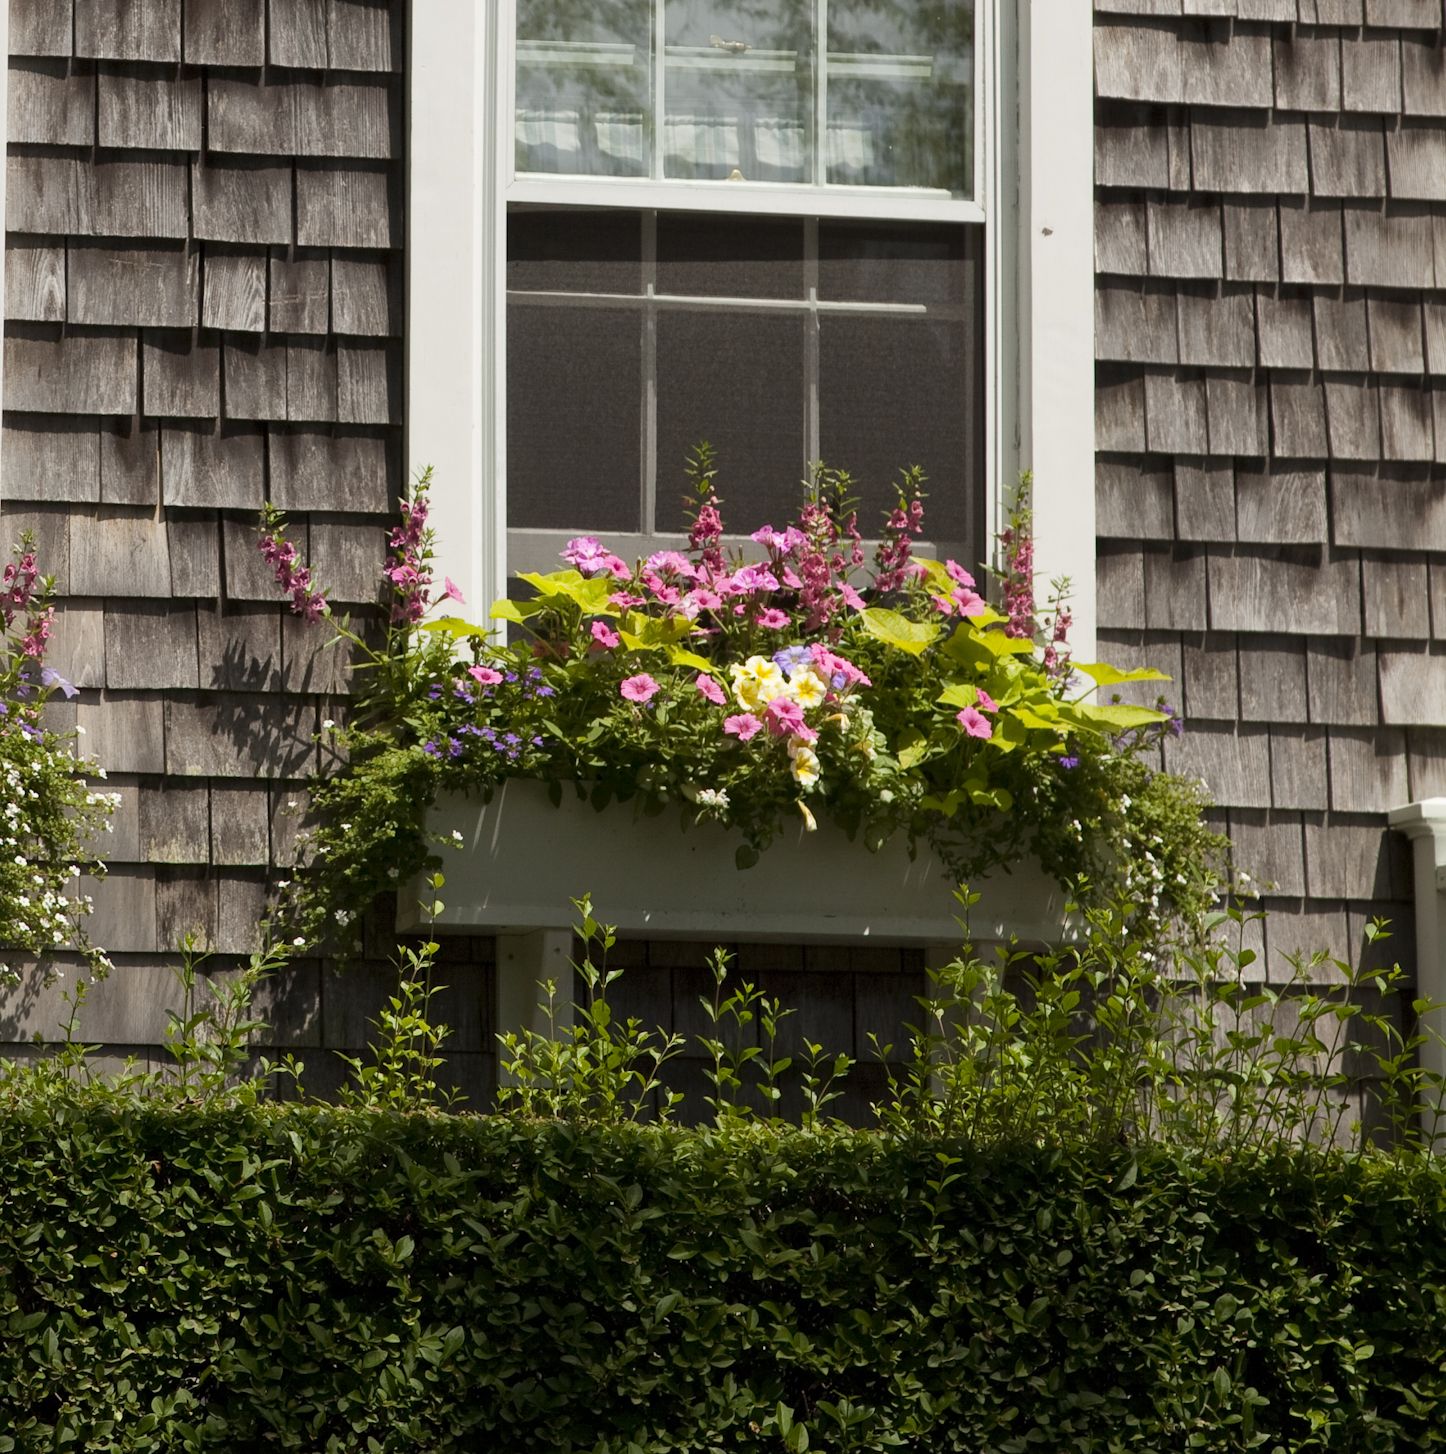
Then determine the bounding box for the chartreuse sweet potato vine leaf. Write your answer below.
[419,615,487,639]
[859,607,940,656]
[518,569,619,617]
[1072,661,1173,688]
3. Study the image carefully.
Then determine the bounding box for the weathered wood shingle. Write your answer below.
[68,243,198,328]
[74,0,182,63]
[8,60,96,146]
[97,72,202,151]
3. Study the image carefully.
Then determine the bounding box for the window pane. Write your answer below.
[656,211,804,298]
[663,0,814,182]
[508,304,644,531]
[818,220,975,306]
[655,310,806,532]
[515,0,653,176]
[826,1,974,194]
[508,209,644,295]
[818,315,978,548]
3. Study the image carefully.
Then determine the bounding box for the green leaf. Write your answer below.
[859,607,941,656]
[896,731,929,770]
[1115,1159,1138,1191]
[668,646,717,675]
[418,615,488,640]
[518,569,618,616]
[1072,661,1172,688]
[1068,701,1168,733]
[489,598,543,623]
[735,844,759,871]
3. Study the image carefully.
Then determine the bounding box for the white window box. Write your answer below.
[398,775,1068,947]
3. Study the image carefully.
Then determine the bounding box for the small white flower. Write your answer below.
[322,719,336,730]
[292,936,306,947]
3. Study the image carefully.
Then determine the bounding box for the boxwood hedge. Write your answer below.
[1,1102,1443,1453]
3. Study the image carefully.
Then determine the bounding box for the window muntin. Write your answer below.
[513,0,977,200]
[504,208,983,567]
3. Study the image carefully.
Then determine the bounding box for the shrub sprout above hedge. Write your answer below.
[258,459,1225,955]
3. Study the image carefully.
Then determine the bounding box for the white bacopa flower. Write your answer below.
[322,719,336,730]
[292,936,306,947]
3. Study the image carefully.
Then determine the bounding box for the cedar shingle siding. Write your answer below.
[4,1,1440,1089]
[0,0,505,1095]
[1094,0,1446,978]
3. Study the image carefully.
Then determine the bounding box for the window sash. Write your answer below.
[500,0,988,222]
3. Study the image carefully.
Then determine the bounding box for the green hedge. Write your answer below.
[2,1103,1444,1453]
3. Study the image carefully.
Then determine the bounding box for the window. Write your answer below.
[504,209,983,572]
[407,2,1097,656]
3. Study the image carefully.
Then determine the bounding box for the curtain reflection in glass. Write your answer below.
[826,1,974,193]
[515,0,652,176]
[663,0,813,182]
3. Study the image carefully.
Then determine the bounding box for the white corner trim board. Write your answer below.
[1386,798,1446,1135]
[1016,0,1097,663]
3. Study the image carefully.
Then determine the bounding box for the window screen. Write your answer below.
[506,207,982,555]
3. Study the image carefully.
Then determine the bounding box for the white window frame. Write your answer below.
[406,0,1095,659]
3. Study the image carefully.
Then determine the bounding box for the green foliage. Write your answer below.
[0,533,114,984]
[0,1097,1443,1452]
[257,466,1225,960]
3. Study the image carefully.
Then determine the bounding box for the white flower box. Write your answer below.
[399,776,1069,947]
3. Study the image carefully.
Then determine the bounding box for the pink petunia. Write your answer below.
[695,673,726,706]
[723,712,763,741]
[620,673,660,703]
[946,559,976,588]
[439,576,466,605]
[976,689,999,714]
[755,607,789,630]
[840,582,867,611]
[957,706,993,740]
[956,589,987,618]
[590,620,620,650]
[764,696,809,738]
[609,591,646,609]
[931,593,958,616]
[468,665,503,686]
[685,588,723,613]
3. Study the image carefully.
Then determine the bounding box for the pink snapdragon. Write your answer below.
[723,712,763,741]
[258,518,330,622]
[1,549,40,629]
[872,490,924,595]
[620,673,660,704]
[695,673,726,706]
[751,524,806,553]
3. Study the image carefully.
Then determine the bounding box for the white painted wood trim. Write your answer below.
[508,175,985,224]
[406,1,505,620]
[0,4,10,498]
[1386,799,1446,1138]
[1015,0,1096,662]
[400,779,1072,947]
